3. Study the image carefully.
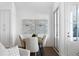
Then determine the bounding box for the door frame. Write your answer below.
[53,7,60,54]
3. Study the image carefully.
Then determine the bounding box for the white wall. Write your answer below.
[48,3,55,47]
[15,4,53,47]
[11,3,16,47]
[59,3,65,56]
[0,2,11,9]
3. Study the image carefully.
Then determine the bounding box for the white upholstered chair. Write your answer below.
[38,35,47,47]
[42,35,47,47]
[19,48,30,56]
[24,37,39,55]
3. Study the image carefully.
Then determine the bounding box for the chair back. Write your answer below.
[24,37,39,52]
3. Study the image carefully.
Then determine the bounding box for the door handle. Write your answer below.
[67,35,70,37]
[67,32,70,37]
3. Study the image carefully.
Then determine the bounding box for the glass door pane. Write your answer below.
[73,5,77,38]
[77,6,79,37]
[73,5,79,41]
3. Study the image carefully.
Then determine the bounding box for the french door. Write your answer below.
[64,3,79,56]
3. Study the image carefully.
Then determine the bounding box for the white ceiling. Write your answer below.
[15,2,53,14]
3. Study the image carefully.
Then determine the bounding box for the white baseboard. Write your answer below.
[53,47,60,56]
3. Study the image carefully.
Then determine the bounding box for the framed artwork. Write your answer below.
[22,19,48,34]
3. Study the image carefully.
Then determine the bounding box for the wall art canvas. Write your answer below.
[22,20,48,34]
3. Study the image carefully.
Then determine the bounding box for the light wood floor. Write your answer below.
[43,47,59,56]
[30,47,59,56]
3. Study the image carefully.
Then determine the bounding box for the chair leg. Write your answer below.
[35,52,37,56]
